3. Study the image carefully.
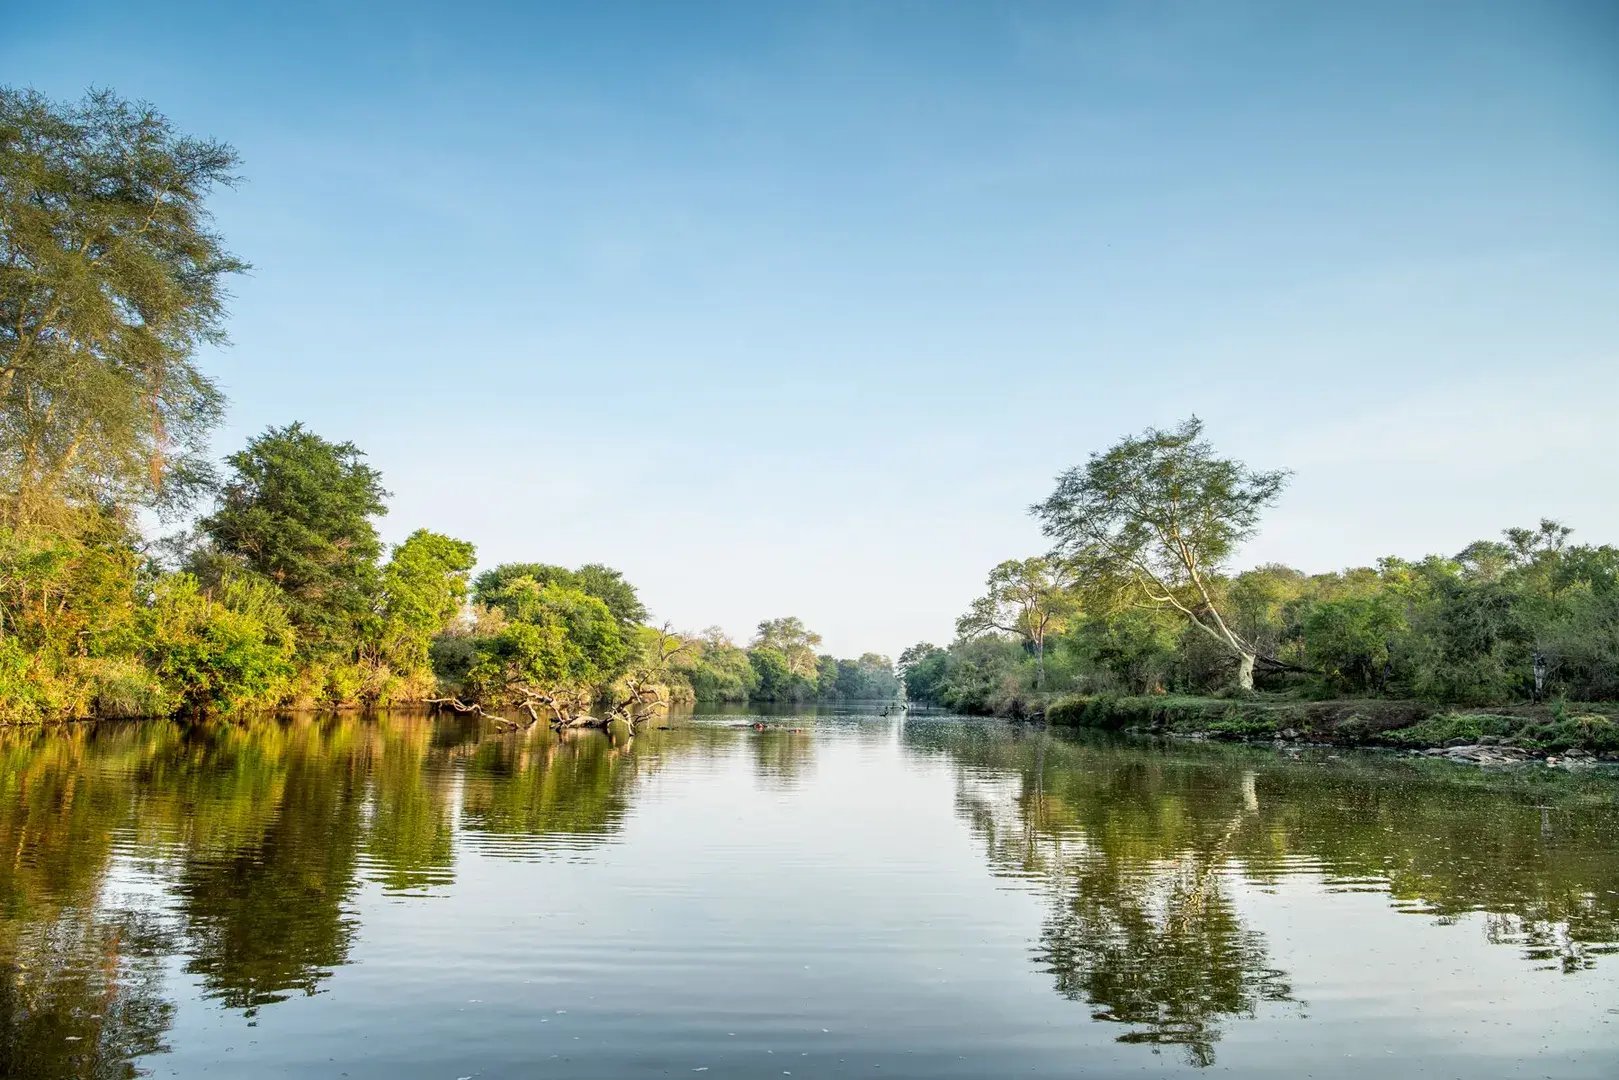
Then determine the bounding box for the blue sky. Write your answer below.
[7,1,1617,656]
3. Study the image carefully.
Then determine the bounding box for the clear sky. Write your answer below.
[7,1,1617,658]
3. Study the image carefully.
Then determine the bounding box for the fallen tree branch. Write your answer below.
[425,696,485,714]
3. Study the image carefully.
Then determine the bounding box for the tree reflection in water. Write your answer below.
[0,714,728,1074]
[1,715,1615,1075]
[919,721,1619,1066]
[0,908,176,1080]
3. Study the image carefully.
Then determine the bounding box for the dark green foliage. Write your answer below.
[1404,580,1531,705]
[200,423,388,658]
[898,643,950,702]
[747,646,799,701]
[1044,694,1271,734]
[572,564,649,626]
[1303,593,1405,693]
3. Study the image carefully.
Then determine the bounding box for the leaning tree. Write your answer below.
[1032,417,1288,692]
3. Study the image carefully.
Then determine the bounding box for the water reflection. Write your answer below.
[0,907,174,1080]
[911,722,1619,1064]
[0,714,1615,1077]
[0,713,739,1073]
[171,724,367,1013]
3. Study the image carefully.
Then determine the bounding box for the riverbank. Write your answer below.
[1040,692,1619,759]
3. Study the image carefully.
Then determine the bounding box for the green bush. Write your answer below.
[1378,711,1619,753]
[1379,713,1518,747]
[141,573,297,715]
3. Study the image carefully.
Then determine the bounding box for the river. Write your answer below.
[2,705,1616,1078]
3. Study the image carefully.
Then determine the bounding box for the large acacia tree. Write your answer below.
[1,88,245,528]
[1033,417,1288,691]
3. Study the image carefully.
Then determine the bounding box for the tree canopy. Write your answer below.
[956,557,1077,689]
[1,88,246,529]
[199,423,389,658]
[1033,417,1288,690]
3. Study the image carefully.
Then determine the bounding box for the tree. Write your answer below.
[199,423,388,657]
[747,646,795,700]
[572,563,648,626]
[752,616,821,678]
[817,653,841,697]
[1,88,246,528]
[956,557,1077,689]
[1069,607,1179,695]
[445,567,636,725]
[898,643,950,704]
[377,529,476,678]
[1404,577,1533,705]
[1033,417,1288,691]
[835,653,901,700]
[670,627,758,702]
[1302,593,1406,693]
[472,561,645,627]
[140,571,298,714]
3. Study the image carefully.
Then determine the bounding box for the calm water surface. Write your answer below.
[2,706,1617,1078]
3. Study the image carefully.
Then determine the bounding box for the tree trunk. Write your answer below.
[1035,638,1045,691]
[1236,651,1256,692]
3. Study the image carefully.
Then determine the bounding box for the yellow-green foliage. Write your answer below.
[139,574,298,715]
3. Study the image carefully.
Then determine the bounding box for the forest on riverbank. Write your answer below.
[903,509,1619,711]
[0,88,897,725]
[6,86,1617,746]
[898,418,1619,752]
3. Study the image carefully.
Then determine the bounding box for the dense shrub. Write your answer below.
[140,574,297,715]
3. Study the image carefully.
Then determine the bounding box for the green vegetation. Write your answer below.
[659,616,900,705]
[904,419,1619,753]
[7,85,1613,738]
[1038,693,1619,752]
[0,88,898,724]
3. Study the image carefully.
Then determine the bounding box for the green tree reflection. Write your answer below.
[361,717,460,893]
[921,722,1619,1066]
[170,720,366,1013]
[459,722,730,843]
[0,909,175,1080]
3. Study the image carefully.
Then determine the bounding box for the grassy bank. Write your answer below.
[1042,693,1619,757]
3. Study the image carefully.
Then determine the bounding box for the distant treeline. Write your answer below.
[901,417,1619,714]
[0,88,895,724]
